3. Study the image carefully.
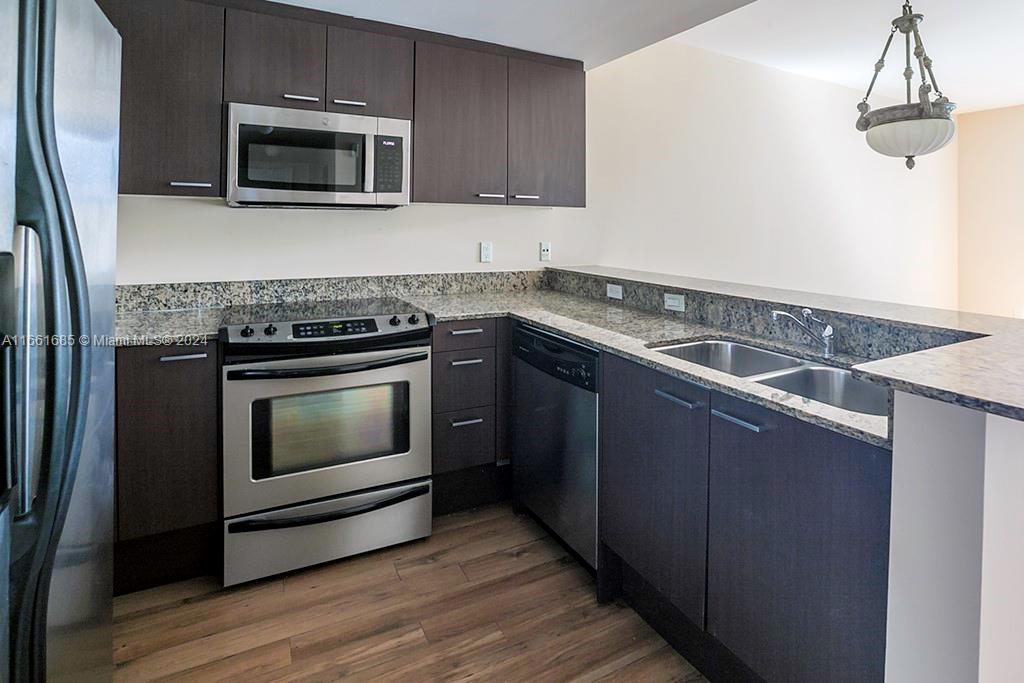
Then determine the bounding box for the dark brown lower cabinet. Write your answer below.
[599,353,710,626]
[432,406,496,474]
[115,344,219,541]
[707,391,892,683]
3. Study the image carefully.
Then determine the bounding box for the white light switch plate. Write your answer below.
[479,241,493,263]
[539,241,551,262]
[607,283,623,300]
[664,293,686,312]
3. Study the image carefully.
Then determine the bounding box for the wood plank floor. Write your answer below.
[113,503,706,682]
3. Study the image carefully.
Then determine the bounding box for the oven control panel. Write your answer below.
[222,312,430,344]
[293,318,378,339]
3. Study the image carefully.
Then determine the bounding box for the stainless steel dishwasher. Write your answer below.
[512,324,599,569]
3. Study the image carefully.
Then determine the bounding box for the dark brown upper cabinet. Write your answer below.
[98,0,224,196]
[413,42,508,205]
[327,27,413,119]
[224,9,327,111]
[508,58,586,207]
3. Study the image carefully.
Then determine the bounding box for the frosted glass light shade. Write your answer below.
[865,117,956,158]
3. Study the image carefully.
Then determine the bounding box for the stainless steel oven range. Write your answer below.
[219,298,432,586]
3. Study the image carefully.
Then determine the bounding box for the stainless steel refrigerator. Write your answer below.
[1,0,119,680]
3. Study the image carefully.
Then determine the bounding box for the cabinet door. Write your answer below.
[326,27,413,119]
[600,354,710,625]
[413,42,508,204]
[98,0,224,196]
[707,392,891,683]
[508,58,586,207]
[116,345,219,540]
[224,9,327,110]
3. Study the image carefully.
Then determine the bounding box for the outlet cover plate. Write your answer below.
[539,241,551,262]
[664,293,685,312]
[479,241,493,263]
[607,283,623,300]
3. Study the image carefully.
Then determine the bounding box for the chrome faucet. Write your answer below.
[771,308,835,357]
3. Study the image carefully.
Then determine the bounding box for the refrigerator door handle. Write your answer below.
[12,225,41,519]
[1,346,14,501]
[12,0,72,561]
[9,1,80,678]
[31,0,96,630]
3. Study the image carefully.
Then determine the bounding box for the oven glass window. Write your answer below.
[237,124,365,193]
[250,382,410,480]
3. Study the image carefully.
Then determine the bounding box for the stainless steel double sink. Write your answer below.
[655,340,889,416]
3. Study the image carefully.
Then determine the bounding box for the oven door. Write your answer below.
[226,102,378,206]
[222,346,431,517]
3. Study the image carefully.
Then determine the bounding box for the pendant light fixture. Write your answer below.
[856,1,955,169]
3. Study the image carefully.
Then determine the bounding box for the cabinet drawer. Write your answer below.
[432,406,496,474]
[432,348,496,413]
[432,319,496,352]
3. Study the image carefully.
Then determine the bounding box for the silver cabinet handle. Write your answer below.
[333,99,367,107]
[283,93,320,102]
[477,193,505,199]
[451,418,484,428]
[450,358,484,367]
[169,181,213,188]
[711,409,765,433]
[450,328,484,336]
[655,389,700,411]
[513,194,540,200]
[159,352,208,363]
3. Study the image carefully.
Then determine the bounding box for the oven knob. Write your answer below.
[407,314,420,325]
[264,324,277,336]
[389,316,401,326]
[240,325,255,338]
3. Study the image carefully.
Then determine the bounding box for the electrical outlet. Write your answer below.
[539,242,551,262]
[664,293,686,312]
[606,283,623,300]
[479,241,493,263]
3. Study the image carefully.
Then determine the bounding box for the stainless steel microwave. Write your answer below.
[226,103,410,208]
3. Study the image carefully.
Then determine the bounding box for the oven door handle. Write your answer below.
[226,484,431,533]
[225,351,428,381]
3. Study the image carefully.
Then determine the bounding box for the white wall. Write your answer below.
[958,104,1024,317]
[585,40,960,309]
[115,197,595,284]
[116,40,961,310]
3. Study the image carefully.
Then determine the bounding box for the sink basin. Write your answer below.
[656,340,805,378]
[756,366,889,416]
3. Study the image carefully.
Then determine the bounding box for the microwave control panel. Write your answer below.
[374,135,404,193]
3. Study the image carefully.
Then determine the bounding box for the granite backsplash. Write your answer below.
[116,270,544,312]
[117,267,981,362]
[542,268,981,361]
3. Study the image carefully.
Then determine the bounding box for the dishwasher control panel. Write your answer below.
[512,324,599,392]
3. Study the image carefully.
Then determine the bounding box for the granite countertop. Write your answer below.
[117,289,890,447]
[556,266,1024,423]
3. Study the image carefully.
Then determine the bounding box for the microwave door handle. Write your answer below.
[225,351,428,381]
[364,133,375,194]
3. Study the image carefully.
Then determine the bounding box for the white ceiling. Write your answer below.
[674,0,1024,113]
[269,0,755,69]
